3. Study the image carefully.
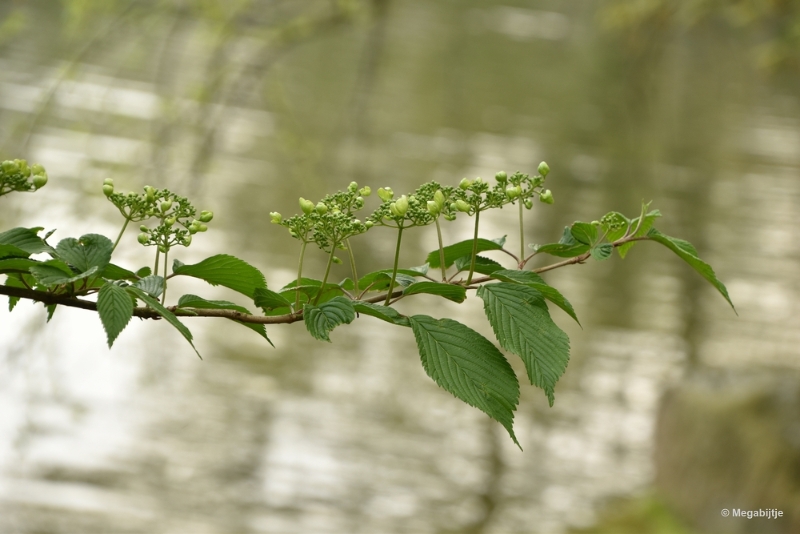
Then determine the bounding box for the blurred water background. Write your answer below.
[1,1,799,533]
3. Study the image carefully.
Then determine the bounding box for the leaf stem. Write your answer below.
[384,224,404,305]
[518,200,524,267]
[112,218,130,253]
[467,209,480,285]
[434,217,447,281]
[345,238,359,296]
[314,244,337,305]
[154,248,160,276]
[294,240,308,311]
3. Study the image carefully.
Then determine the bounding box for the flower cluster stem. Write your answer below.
[314,244,337,305]
[161,247,169,304]
[295,240,308,311]
[435,218,447,281]
[518,200,525,266]
[346,238,359,296]
[467,209,480,285]
[112,218,129,253]
[385,224,404,306]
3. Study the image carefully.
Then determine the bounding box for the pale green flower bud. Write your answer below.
[270,212,283,224]
[199,210,214,223]
[455,199,471,213]
[315,202,328,215]
[539,189,554,204]
[389,202,401,218]
[427,200,440,216]
[538,161,550,177]
[139,225,149,232]
[160,200,173,212]
[137,233,149,245]
[165,217,176,227]
[103,178,114,186]
[524,199,533,209]
[32,173,48,189]
[365,220,374,228]
[495,171,507,183]
[434,189,445,207]
[395,195,409,216]
[459,178,472,190]
[348,181,358,192]
[378,187,394,202]
[360,186,371,197]
[299,197,314,215]
[506,185,521,199]
[103,184,114,196]
[31,163,46,176]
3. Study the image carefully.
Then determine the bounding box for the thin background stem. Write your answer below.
[294,240,308,310]
[467,209,480,284]
[385,224,404,305]
[435,217,447,281]
[345,238,359,296]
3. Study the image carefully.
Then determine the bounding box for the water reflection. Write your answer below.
[1,1,799,533]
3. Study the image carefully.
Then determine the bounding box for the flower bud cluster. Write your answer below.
[0,159,48,197]
[104,180,212,250]
[368,181,463,227]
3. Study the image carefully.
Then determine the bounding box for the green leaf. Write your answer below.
[453,255,503,275]
[45,304,57,322]
[253,287,293,311]
[352,302,410,326]
[134,275,164,298]
[126,286,200,358]
[571,222,597,245]
[303,296,355,342]
[409,315,520,447]
[55,234,113,273]
[558,226,577,245]
[477,283,570,406]
[490,270,579,325]
[97,282,134,347]
[0,227,53,255]
[172,254,266,298]
[102,263,139,281]
[600,211,630,243]
[177,294,272,346]
[536,241,590,258]
[0,244,32,259]
[136,266,152,278]
[591,243,613,261]
[403,281,467,303]
[29,264,98,286]
[646,228,735,310]
[426,238,505,268]
[4,273,34,311]
[0,258,39,274]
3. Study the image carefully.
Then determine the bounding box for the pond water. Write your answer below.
[1,1,799,532]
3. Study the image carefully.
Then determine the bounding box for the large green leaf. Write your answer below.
[491,270,580,325]
[426,238,505,268]
[97,282,134,347]
[570,222,598,245]
[56,234,113,273]
[177,294,272,345]
[453,255,503,275]
[646,228,735,310]
[352,302,410,326]
[0,258,39,274]
[303,296,355,342]
[0,244,32,259]
[102,263,139,281]
[403,281,467,303]
[29,264,98,286]
[0,227,53,255]
[172,254,266,298]
[477,283,570,406]
[126,286,200,358]
[409,315,520,447]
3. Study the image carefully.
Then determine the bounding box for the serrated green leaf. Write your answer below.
[253,287,293,311]
[126,286,200,358]
[403,281,467,303]
[477,283,570,406]
[0,258,39,274]
[426,238,505,268]
[409,315,520,447]
[490,270,579,325]
[134,275,164,298]
[618,206,661,258]
[352,302,410,326]
[55,234,113,273]
[0,244,32,259]
[536,236,590,258]
[172,254,266,298]
[5,273,33,311]
[97,282,134,347]
[571,222,598,245]
[45,304,57,322]
[0,227,53,255]
[303,296,355,342]
[591,243,613,261]
[453,255,503,274]
[177,294,272,346]
[29,264,98,286]
[102,263,139,281]
[646,228,735,310]
[558,226,576,245]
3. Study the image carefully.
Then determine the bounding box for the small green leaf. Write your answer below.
[177,294,272,346]
[172,254,267,298]
[570,222,597,245]
[403,281,467,303]
[45,304,57,322]
[590,243,613,261]
[29,264,98,286]
[618,205,661,258]
[303,296,355,342]
[136,266,152,278]
[536,229,590,258]
[126,286,200,358]
[4,273,34,311]
[426,238,505,268]
[0,227,53,255]
[357,270,421,291]
[558,226,577,245]
[646,228,735,310]
[97,282,134,347]
[477,283,570,406]
[352,302,410,326]
[453,255,503,274]
[253,287,293,311]
[55,234,113,273]
[409,315,520,447]
[490,270,579,325]
[134,275,164,298]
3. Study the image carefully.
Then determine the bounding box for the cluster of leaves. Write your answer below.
[0,160,734,449]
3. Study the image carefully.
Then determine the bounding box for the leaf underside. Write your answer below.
[97,283,134,347]
[303,296,355,342]
[172,254,267,298]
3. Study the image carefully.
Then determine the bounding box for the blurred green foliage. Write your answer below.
[571,496,697,534]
